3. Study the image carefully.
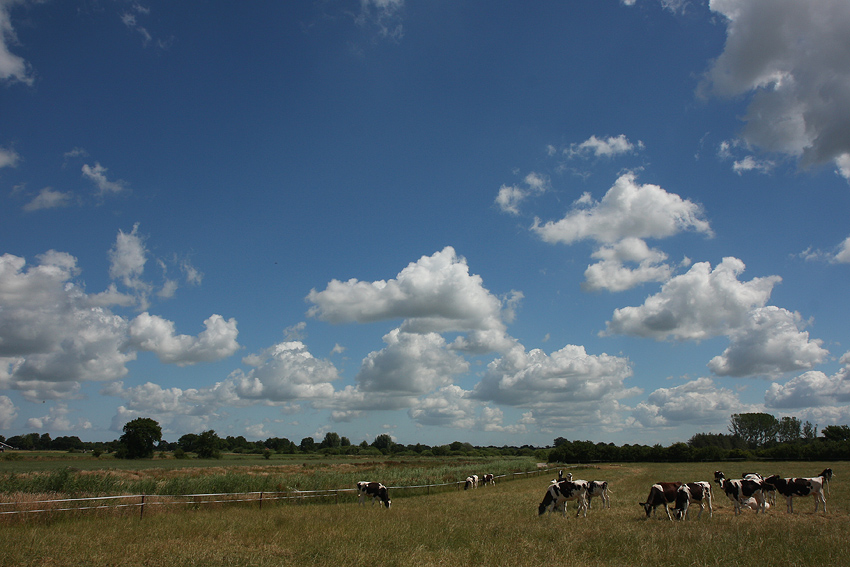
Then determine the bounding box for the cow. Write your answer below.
[713,471,766,515]
[820,468,834,494]
[743,472,775,506]
[740,497,770,511]
[586,481,610,509]
[673,482,713,520]
[764,471,829,513]
[464,475,479,490]
[538,479,588,518]
[639,482,682,520]
[356,481,391,508]
[481,474,495,486]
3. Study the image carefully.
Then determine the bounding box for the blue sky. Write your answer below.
[2,0,849,447]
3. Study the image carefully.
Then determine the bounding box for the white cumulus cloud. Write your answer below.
[128,312,240,366]
[704,0,850,177]
[307,246,510,339]
[631,377,753,428]
[532,172,712,245]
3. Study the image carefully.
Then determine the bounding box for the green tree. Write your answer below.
[729,412,779,448]
[195,430,223,459]
[821,424,850,441]
[777,416,802,443]
[320,432,341,449]
[177,433,199,453]
[372,434,394,453]
[300,437,317,452]
[803,421,818,440]
[117,418,162,459]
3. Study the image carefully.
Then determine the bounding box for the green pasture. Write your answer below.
[0,460,845,567]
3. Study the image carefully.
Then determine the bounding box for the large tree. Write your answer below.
[728,412,779,448]
[118,417,162,459]
[195,430,223,459]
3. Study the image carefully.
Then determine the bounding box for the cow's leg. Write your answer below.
[575,496,587,518]
[663,504,673,521]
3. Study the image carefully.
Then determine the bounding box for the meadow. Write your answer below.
[0,458,845,567]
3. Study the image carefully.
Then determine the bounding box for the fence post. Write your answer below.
[139,494,145,520]
[259,491,264,510]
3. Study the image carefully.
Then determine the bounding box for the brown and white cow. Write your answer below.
[673,482,713,520]
[356,481,391,508]
[639,482,682,520]
[764,470,830,513]
[538,479,588,518]
[481,473,495,486]
[464,475,479,490]
[586,480,610,509]
[713,471,766,515]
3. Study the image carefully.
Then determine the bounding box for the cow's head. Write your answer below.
[713,471,725,486]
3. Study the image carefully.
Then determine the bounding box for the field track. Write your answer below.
[0,460,846,567]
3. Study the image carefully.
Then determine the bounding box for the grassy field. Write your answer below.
[0,460,845,567]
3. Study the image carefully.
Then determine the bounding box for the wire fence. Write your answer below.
[0,465,572,521]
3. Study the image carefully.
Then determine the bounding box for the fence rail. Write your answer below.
[0,465,573,520]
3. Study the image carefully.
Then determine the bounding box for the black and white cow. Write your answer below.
[673,482,713,520]
[741,472,776,506]
[764,470,830,514]
[586,481,610,509]
[820,468,834,495]
[639,482,682,520]
[481,474,495,486]
[713,471,766,515]
[464,475,479,490]
[538,479,588,518]
[356,481,391,508]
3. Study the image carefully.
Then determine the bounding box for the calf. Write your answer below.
[481,473,495,486]
[713,472,766,515]
[464,475,479,490]
[639,482,682,520]
[674,482,712,520]
[538,479,588,518]
[586,480,610,509]
[764,472,828,513]
[356,481,391,509]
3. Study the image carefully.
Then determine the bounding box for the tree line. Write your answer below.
[3,412,849,462]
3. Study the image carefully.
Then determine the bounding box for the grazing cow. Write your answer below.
[713,472,766,515]
[764,471,829,513]
[464,475,479,490]
[356,481,391,509]
[481,473,495,486]
[586,481,610,509]
[538,480,588,518]
[674,482,713,520]
[639,482,682,520]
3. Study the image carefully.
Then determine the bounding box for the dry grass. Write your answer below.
[0,461,846,567]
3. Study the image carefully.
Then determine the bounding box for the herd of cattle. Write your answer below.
[357,467,834,520]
